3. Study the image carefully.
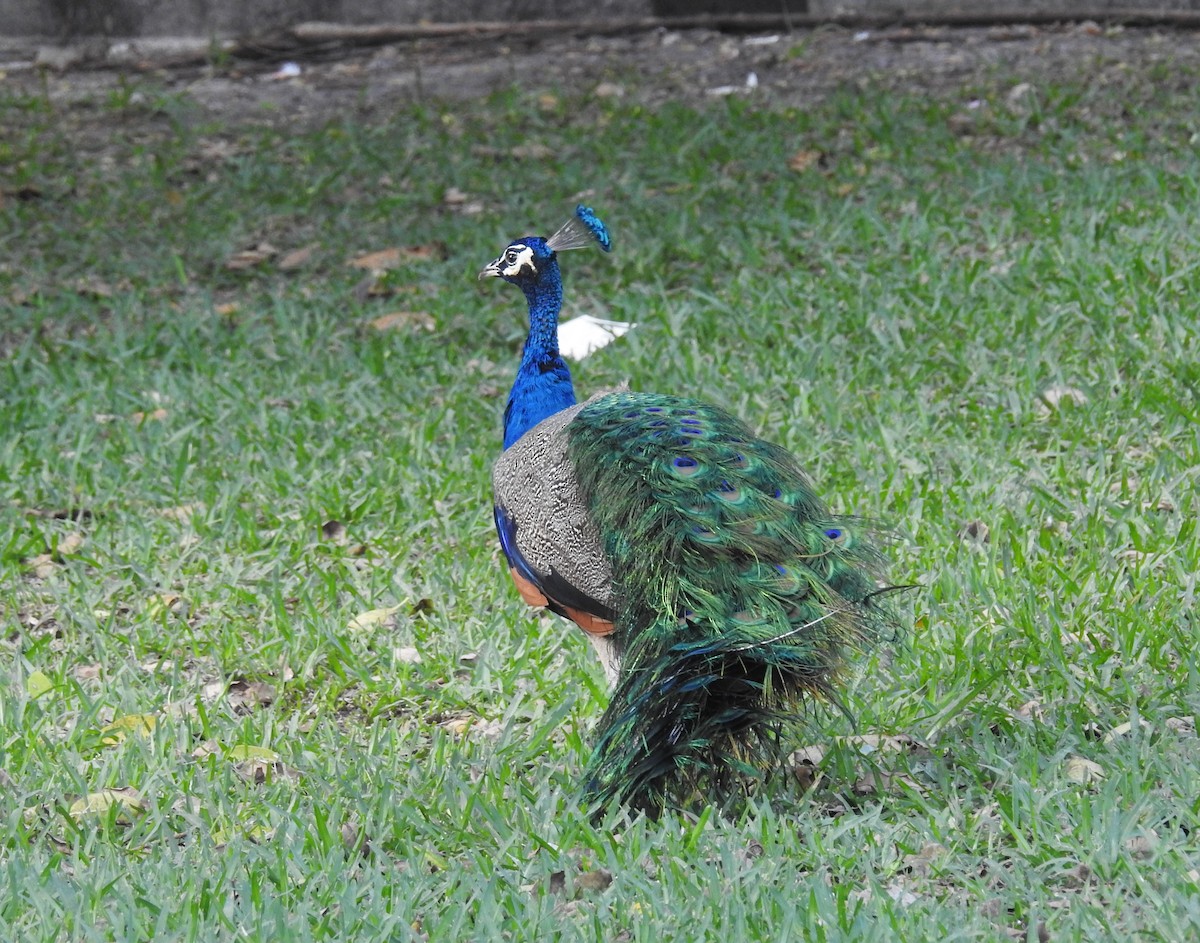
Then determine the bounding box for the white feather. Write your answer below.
[558,315,636,360]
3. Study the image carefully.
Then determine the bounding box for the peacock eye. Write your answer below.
[505,249,519,263]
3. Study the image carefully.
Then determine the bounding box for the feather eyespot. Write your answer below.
[729,453,749,469]
[772,488,784,500]
[825,528,845,542]
[644,406,664,413]
[672,456,701,477]
[680,418,702,426]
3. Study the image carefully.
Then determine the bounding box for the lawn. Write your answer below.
[1,42,1198,941]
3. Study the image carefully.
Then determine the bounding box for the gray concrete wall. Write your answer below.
[1,0,653,39]
[3,0,1200,40]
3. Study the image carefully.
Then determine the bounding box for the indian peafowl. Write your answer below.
[481,205,901,815]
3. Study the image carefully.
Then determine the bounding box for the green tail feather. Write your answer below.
[566,391,901,814]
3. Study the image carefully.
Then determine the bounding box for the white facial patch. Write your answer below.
[499,244,537,278]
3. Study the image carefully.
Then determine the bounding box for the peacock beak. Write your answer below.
[478,259,502,279]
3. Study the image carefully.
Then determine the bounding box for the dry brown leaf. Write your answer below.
[132,408,168,424]
[214,302,239,317]
[146,593,184,619]
[73,663,102,681]
[368,310,436,333]
[1064,755,1104,784]
[57,532,85,555]
[227,680,276,712]
[224,242,278,270]
[788,149,824,172]
[443,187,469,205]
[576,869,614,892]
[347,243,445,271]
[277,245,316,270]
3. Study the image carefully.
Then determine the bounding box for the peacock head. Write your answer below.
[478,204,611,286]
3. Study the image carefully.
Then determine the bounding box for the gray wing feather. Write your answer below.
[492,394,616,611]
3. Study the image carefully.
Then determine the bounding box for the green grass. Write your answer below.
[2,63,1199,942]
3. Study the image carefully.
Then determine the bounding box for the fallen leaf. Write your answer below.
[348,606,401,632]
[224,242,278,270]
[227,680,275,711]
[69,787,145,820]
[277,245,316,270]
[26,554,55,578]
[214,302,239,317]
[227,744,299,784]
[347,243,445,271]
[576,869,614,892]
[1166,716,1195,736]
[100,714,158,745]
[1039,385,1089,410]
[368,310,436,333]
[131,408,168,424]
[26,670,54,699]
[443,187,469,205]
[788,149,824,172]
[74,663,102,681]
[441,715,475,737]
[57,532,85,555]
[884,881,919,907]
[146,594,184,619]
[226,744,279,763]
[1102,719,1152,743]
[393,646,423,664]
[1065,755,1105,784]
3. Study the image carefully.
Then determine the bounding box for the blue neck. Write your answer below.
[502,262,577,449]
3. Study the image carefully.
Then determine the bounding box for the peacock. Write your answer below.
[481,205,901,815]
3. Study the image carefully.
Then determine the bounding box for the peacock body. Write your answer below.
[482,206,899,814]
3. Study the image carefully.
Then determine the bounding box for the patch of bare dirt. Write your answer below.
[2,22,1199,133]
